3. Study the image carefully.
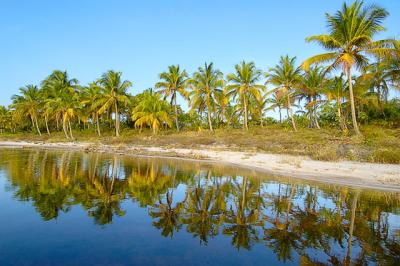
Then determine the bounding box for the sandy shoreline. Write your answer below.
[1,140,400,192]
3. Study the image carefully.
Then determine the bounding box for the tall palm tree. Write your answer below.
[132,90,173,134]
[302,1,393,135]
[81,82,103,136]
[226,61,265,130]
[11,85,42,135]
[98,70,132,137]
[155,65,188,131]
[188,63,224,131]
[298,66,327,129]
[267,56,302,131]
[324,75,349,132]
[41,70,79,139]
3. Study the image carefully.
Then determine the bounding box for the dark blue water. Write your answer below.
[0,148,399,265]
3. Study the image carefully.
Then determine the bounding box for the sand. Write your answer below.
[1,140,399,192]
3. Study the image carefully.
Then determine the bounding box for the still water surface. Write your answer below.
[0,148,399,265]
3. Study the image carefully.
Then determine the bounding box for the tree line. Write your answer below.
[0,1,399,138]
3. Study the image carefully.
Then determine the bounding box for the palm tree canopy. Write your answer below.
[132,90,172,132]
[226,61,265,101]
[155,65,189,103]
[98,70,132,114]
[188,62,224,111]
[267,55,302,93]
[302,1,393,71]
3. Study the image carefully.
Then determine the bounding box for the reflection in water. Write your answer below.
[0,148,399,265]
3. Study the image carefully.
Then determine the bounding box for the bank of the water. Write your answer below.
[1,140,399,192]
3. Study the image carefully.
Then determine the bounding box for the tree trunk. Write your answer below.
[62,117,70,139]
[287,93,297,132]
[174,94,179,131]
[96,113,101,137]
[347,67,361,136]
[68,118,74,140]
[243,96,248,130]
[45,115,50,135]
[114,101,120,137]
[279,106,282,123]
[34,116,42,136]
[207,94,213,132]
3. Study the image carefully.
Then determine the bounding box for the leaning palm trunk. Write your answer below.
[286,94,297,132]
[68,118,74,140]
[174,94,179,131]
[62,118,70,139]
[34,116,41,136]
[347,67,361,136]
[45,115,50,135]
[206,95,213,131]
[243,96,248,130]
[337,99,348,132]
[95,113,101,137]
[114,102,120,137]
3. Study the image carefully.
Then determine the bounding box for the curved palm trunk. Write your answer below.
[347,67,361,136]
[68,118,74,140]
[287,93,297,132]
[34,116,41,136]
[45,115,50,135]
[114,102,120,137]
[96,113,101,137]
[207,93,213,132]
[174,94,179,132]
[243,96,248,130]
[62,116,70,140]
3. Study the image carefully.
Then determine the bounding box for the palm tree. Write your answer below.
[41,70,79,139]
[226,61,265,130]
[302,1,393,135]
[81,82,103,136]
[98,70,132,137]
[267,91,286,123]
[155,65,188,131]
[324,75,349,132]
[0,106,11,133]
[11,85,42,135]
[132,90,173,134]
[267,56,302,131]
[188,63,224,131]
[298,66,327,129]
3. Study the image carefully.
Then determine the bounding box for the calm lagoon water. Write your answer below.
[0,148,399,265]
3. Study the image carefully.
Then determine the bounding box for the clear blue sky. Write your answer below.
[1,0,399,107]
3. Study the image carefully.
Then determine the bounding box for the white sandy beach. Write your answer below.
[1,140,399,192]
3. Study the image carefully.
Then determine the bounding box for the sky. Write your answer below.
[1,0,399,108]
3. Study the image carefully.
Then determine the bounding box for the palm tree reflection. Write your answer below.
[1,149,399,264]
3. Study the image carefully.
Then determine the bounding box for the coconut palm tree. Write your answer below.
[267,56,302,131]
[132,90,173,134]
[324,75,349,132]
[298,66,327,129]
[81,82,103,136]
[41,70,79,139]
[155,65,188,131]
[98,70,132,137]
[267,91,286,123]
[188,63,224,131]
[302,1,393,135]
[0,106,11,133]
[11,85,42,135]
[226,61,265,130]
